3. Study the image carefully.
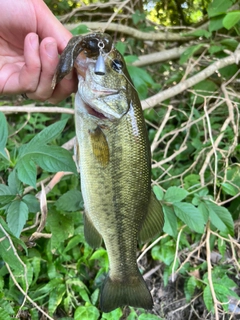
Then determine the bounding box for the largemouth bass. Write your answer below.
[53,33,164,313]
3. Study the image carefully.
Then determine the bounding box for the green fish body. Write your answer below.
[53,34,164,313]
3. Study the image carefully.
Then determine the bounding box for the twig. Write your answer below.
[65,22,195,42]
[141,49,240,109]
[172,225,186,282]
[5,263,54,320]
[151,105,173,153]
[0,105,74,114]
[206,222,219,320]
[0,223,28,315]
[137,234,168,263]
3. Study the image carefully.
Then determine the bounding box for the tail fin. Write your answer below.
[100,271,153,313]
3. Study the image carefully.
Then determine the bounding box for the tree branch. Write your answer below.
[141,49,240,109]
[65,22,195,42]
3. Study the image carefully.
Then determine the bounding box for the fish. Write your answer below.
[52,33,164,313]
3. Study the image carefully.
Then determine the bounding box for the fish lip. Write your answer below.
[77,71,121,121]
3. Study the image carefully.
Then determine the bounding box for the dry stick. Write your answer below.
[0,105,74,114]
[141,49,240,110]
[103,0,131,32]
[151,105,173,153]
[65,22,196,42]
[171,225,186,282]
[206,222,219,320]
[202,97,218,198]
[5,263,54,320]
[133,47,187,67]
[137,234,168,263]
[199,116,231,187]
[0,223,29,315]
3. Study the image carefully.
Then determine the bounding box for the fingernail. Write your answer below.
[30,34,39,50]
[45,42,57,59]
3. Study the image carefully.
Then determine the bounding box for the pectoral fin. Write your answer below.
[89,126,109,167]
[138,191,164,244]
[84,211,102,248]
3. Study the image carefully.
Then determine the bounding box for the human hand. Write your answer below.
[0,0,77,103]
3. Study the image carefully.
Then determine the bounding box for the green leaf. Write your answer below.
[74,304,100,320]
[151,241,175,265]
[8,170,22,195]
[0,220,25,274]
[209,15,225,32]
[22,194,40,213]
[17,146,77,187]
[164,186,188,203]
[6,200,28,237]
[153,185,164,200]
[0,112,8,160]
[203,285,213,311]
[90,288,99,306]
[0,308,12,320]
[16,159,36,188]
[48,284,66,315]
[192,80,218,104]
[162,205,178,237]
[71,24,89,35]
[221,182,238,196]
[55,189,83,212]
[124,55,139,64]
[185,29,211,38]
[21,119,67,152]
[47,210,74,250]
[139,313,163,320]
[173,202,205,233]
[202,201,234,235]
[184,276,197,302]
[180,44,203,64]
[223,11,240,29]
[207,0,232,17]
[102,308,122,320]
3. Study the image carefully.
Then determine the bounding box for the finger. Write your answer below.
[48,72,78,104]
[27,37,59,101]
[19,33,41,93]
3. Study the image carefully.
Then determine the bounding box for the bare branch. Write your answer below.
[65,22,195,42]
[0,105,74,114]
[141,49,240,109]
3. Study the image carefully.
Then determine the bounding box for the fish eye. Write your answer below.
[112,59,123,73]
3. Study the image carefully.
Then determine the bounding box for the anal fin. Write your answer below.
[84,211,102,248]
[138,190,164,244]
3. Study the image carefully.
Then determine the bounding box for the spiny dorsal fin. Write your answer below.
[138,190,164,244]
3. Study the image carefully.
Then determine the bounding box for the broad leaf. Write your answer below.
[55,189,83,212]
[16,159,36,187]
[164,186,188,203]
[173,202,205,233]
[162,204,178,237]
[20,119,67,153]
[6,200,29,237]
[74,305,100,320]
[207,0,232,17]
[200,201,234,235]
[223,11,240,29]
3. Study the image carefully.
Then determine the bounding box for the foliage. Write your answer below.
[0,0,240,319]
